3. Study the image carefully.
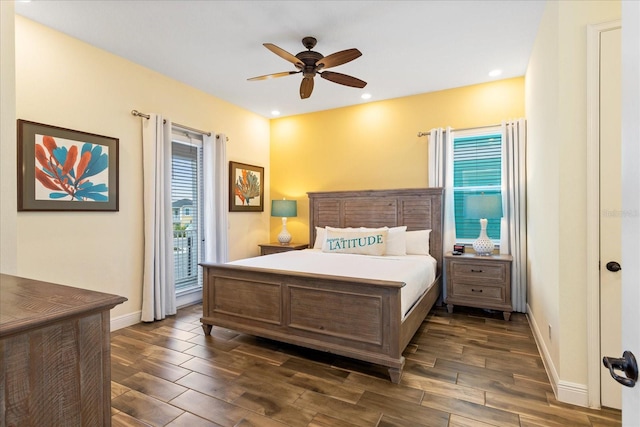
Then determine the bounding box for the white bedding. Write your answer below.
[228,249,437,319]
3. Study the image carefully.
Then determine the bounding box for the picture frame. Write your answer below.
[17,119,119,211]
[229,161,264,212]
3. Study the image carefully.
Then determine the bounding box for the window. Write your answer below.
[171,133,204,296]
[453,129,502,243]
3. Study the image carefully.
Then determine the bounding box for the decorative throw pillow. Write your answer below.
[315,226,356,249]
[322,227,388,256]
[405,229,431,255]
[321,227,361,251]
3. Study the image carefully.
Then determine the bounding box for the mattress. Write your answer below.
[228,249,437,319]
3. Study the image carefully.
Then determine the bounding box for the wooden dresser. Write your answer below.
[0,274,127,426]
[445,252,513,320]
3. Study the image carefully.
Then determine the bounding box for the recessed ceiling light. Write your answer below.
[361,93,372,100]
[271,110,280,116]
[489,69,503,77]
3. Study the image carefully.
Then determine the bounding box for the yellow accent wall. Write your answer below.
[270,78,525,243]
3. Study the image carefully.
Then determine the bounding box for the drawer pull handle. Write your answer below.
[471,289,483,293]
[471,269,483,273]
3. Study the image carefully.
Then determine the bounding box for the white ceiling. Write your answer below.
[15,0,546,118]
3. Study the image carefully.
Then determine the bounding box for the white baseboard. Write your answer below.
[111,310,141,331]
[109,293,202,332]
[526,303,590,408]
[527,303,559,395]
[557,380,589,407]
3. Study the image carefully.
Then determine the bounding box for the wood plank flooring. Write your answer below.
[110,304,621,427]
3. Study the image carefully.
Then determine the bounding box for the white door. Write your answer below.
[599,26,622,410]
[620,2,640,424]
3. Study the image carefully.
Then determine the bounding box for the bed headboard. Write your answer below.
[307,188,444,272]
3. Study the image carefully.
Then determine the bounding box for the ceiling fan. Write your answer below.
[247,36,367,99]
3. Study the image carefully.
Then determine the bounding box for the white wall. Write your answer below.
[1,1,17,275]
[12,16,270,324]
[525,0,562,377]
[526,0,621,406]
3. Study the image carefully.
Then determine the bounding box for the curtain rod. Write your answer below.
[131,109,222,139]
[417,123,502,138]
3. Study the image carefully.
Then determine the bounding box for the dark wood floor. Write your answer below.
[110,303,621,427]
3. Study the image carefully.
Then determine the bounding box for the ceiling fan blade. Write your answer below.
[316,48,362,70]
[300,76,314,99]
[247,71,300,81]
[263,43,304,68]
[320,71,367,88]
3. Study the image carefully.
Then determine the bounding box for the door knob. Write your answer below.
[606,261,621,272]
[603,351,638,387]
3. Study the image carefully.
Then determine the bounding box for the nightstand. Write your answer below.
[445,252,513,320]
[259,242,308,256]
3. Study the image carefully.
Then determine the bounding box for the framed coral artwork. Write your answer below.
[17,120,119,211]
[229,161,264,212]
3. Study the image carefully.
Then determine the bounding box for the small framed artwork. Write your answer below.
[229,161,264,212]
[17,119,119,211]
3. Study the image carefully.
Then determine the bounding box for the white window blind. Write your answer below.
[453,131,502,242]
[171,133,203,294]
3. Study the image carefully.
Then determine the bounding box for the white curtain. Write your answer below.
[203,133,229,263]
[500,118,527,312]
[428,127,456,252]
[429,127,455,300]
[141,114,176,322]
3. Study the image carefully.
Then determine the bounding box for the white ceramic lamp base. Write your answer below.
[472,218,495,256]
[277,217,292,245]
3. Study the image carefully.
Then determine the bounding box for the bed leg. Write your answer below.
[201,323,212,335]
[389,367,403,384]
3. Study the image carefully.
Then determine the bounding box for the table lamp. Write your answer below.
[271,199,297,245]
[465,194,503,256]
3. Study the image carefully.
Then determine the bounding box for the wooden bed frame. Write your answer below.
[200,188,443,383]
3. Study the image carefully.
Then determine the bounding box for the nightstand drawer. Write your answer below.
[450,261,507,282]
[449,282,505,302]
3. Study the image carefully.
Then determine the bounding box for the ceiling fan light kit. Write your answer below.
[248,36,366,99]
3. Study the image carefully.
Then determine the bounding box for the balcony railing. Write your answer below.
[173,229,201,292]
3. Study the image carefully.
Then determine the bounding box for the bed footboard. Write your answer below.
[200,263,440,383]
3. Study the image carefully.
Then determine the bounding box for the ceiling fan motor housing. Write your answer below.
[296,50,324,76]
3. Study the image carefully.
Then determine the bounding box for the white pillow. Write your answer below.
[313,226,326,249]
[322,227,388,256]
[385,226,407,256]
[405,229,431,255]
